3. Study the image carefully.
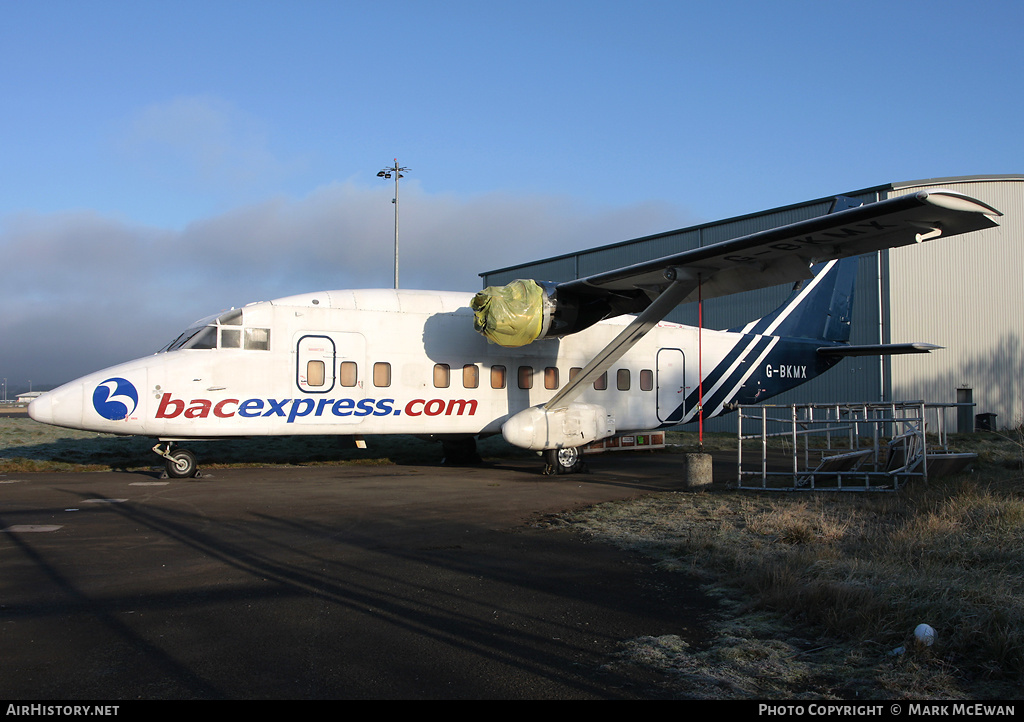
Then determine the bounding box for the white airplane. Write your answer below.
[29,190,1001,478]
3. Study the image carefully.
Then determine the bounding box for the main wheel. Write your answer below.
[544,446,582,475]
[165,448,198,479]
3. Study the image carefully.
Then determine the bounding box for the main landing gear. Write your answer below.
[152,442,200,479]
[440,436,483,466]
[543,446,587,475]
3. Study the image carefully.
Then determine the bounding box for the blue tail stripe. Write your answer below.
[728,257,857,342]
[666,334,774,424]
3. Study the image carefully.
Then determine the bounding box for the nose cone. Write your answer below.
[28,393,53,424]
[27,384,84,430]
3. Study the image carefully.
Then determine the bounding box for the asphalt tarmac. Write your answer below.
[0,453,721,700]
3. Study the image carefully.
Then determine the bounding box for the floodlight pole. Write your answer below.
[377,159,410,289]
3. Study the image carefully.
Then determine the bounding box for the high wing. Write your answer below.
[557,189,1001,310]
[541,190,1001,409]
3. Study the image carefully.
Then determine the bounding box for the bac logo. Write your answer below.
[93,377,139,421]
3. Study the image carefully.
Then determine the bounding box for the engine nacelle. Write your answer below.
[471,279,640,347]
[501,403,616,451]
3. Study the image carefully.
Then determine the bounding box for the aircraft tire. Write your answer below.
[165,448,198,479]
[545,446,583,475]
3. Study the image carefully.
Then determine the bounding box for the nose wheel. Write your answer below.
[543,446,586,475]
[153,442,200,479]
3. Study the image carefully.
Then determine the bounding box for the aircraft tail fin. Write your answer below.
[732,256,859,342]
[730,196,864,343]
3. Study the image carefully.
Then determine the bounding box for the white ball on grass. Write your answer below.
[914,623,936,646]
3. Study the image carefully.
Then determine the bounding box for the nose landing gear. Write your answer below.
[542,446,586,475]
[153,442,200,479]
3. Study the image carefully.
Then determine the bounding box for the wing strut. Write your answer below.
[698,274,703,448]
[544,274,697,411]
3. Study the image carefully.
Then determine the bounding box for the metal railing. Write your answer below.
[736,401,976,491]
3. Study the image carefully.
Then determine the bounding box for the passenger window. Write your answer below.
[617,369,630,391]
[490,365,506,389]
[433,364,450,388]
[569,367,582,381]
[518,366,534,390]
[307,360,326,387]
[373,362,391,387]
[244,328,270,351]
[594,372,607,391]
[640,369,654,391]
[463,364,479,389]
[340,361,358,387]
[220,328,241,349]
[544,367,559,390]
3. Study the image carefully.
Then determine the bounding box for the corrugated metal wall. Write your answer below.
[480,177,1021,432]
[885,177,1024,430]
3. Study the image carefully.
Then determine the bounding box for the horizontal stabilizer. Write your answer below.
[817,343,942,357]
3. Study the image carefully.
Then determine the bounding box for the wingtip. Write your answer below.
[917,189,1003,217]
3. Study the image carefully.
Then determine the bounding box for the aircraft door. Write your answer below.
[294,332,367,424]
[656,348,685,423]
[297,335,337,392]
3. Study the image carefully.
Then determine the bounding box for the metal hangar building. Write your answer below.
[479,175,1023,432]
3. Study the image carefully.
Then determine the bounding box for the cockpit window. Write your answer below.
[220,328,241,348]
[160,333,187,354]
[186,326,218,349]
[161,325,207,352]
[219,309,243,325]
[244,328,270,351]
[158,308,270,353]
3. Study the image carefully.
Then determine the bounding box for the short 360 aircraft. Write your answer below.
[29,190,1001,477]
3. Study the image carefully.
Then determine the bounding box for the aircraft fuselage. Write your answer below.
[28,287,839,442]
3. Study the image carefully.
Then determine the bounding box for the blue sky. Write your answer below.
[2,0,1023,388]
